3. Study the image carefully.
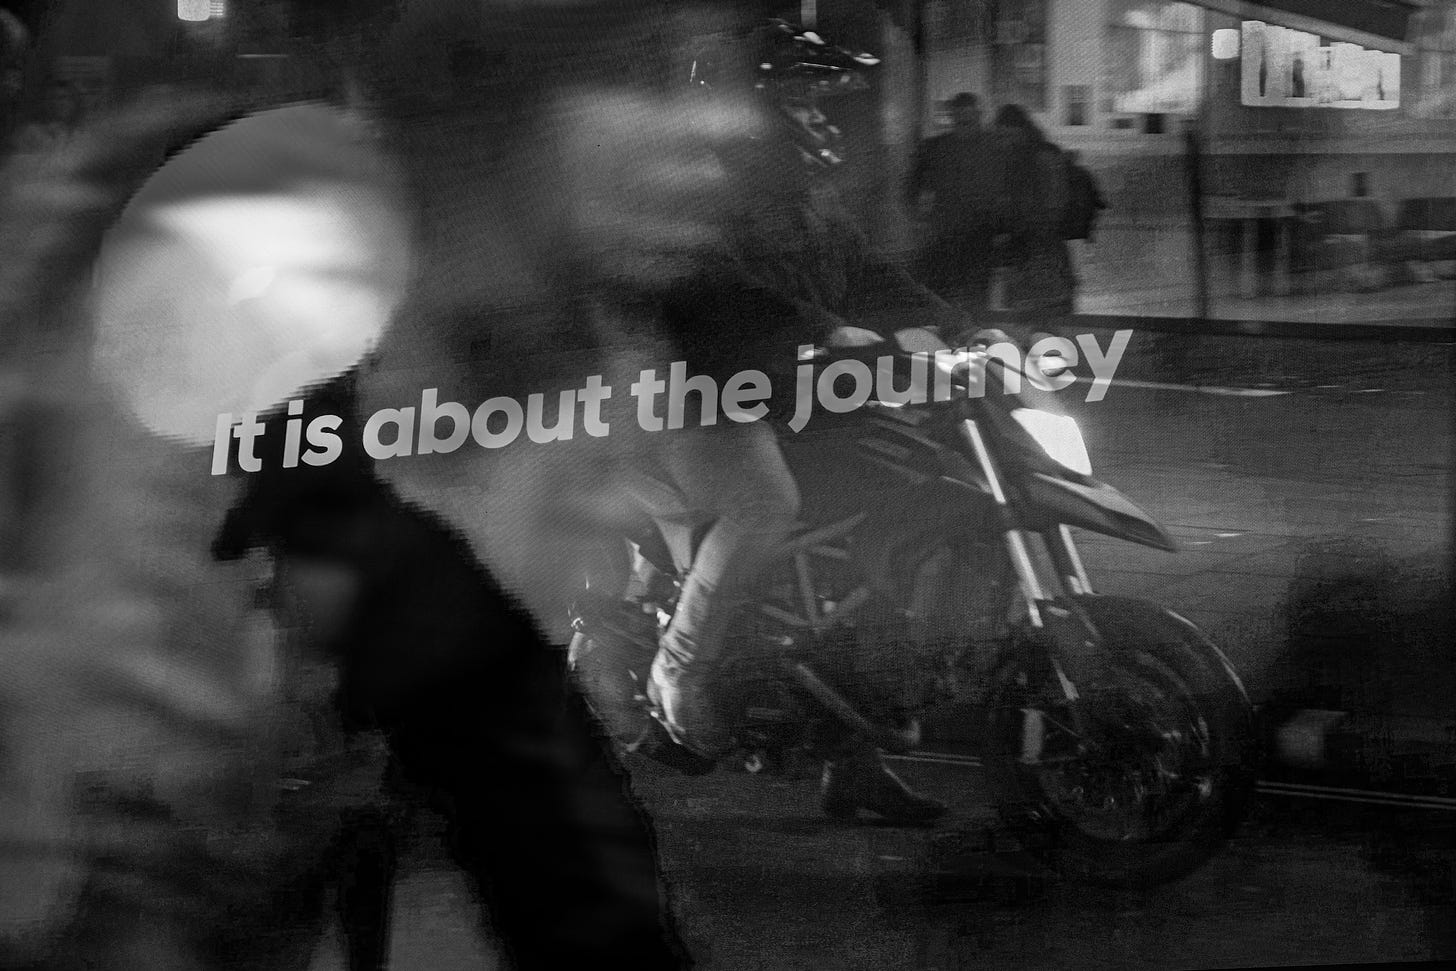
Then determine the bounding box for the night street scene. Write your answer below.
[0,2,1452,970]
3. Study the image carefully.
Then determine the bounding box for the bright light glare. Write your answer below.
[177,0,210,21]
[1011,408,1092,475]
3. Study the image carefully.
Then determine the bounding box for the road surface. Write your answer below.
[310,329,1454,970]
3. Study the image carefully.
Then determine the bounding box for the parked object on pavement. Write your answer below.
[1395,196,1456,277]
[1288,198,1429,292]
[1267,541,1456,796]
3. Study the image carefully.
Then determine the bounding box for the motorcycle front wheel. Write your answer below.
[984,595,1257,889]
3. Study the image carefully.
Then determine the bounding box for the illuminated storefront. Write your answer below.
[920,0,1447,136]
[909,0,1454,313]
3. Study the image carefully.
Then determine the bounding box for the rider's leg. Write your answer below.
[645,421,801,756]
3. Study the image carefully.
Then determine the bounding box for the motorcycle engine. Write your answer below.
[809,522,1013,724]
[810,594,957,726]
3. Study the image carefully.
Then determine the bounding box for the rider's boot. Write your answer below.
[647,646,735,760]
[820,742,948,826]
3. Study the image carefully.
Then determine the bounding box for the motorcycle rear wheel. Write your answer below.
[984,595,1256,889]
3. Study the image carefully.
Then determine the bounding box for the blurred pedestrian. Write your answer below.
[0,1,698,968]
[905,91,1008,312]
[991,103,1076,327]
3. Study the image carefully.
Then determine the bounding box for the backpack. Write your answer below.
[1061,159,1107,241]
[1035,144,1072,227]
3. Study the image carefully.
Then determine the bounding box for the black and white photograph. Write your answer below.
[0,2,1452,969]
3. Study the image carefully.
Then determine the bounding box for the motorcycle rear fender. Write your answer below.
[1019,472,1178,552]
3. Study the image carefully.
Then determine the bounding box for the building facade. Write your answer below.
[918,1,1456,211]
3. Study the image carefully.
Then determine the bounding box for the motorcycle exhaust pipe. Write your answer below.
[789,661,920,753]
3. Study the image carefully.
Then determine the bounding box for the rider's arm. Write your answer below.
[819,199,972,337]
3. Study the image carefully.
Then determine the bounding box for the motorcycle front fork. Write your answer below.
[961,419,1100,755]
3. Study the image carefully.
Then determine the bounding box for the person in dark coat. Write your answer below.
[906,91,1009,312]
[990,103,1076,324]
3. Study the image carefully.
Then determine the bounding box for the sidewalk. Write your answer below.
[1066,324,1451,390]
[1071,218,1456,329]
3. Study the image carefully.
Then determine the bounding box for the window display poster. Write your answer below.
[990,0,1047,112]
[1240,20,1399,110]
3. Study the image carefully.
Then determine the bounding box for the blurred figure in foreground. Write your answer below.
[0,0,694,967]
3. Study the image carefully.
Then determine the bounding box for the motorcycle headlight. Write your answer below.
[1010,408,1092,476]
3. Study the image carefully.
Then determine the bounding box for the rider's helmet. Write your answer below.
[685,17,879,171]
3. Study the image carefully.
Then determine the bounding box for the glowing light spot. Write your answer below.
[1212,28,1240,60]
[227,265,276,305]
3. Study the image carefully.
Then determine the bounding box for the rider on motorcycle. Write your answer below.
[626,18,961,823]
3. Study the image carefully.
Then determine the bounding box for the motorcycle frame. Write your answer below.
[621,338,1176,746]
[959,416,1095,623]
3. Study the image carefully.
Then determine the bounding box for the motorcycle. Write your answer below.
[568,323,1256,890]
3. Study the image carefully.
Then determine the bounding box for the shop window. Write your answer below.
[922,1,1047,114]
[1102,1,1204,126]
[924,0,994,51]
[1412,2,1456,117]
[991,0,1049,113]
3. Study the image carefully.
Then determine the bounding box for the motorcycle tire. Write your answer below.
[984,595,1257,890]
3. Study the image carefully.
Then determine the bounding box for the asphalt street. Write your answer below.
[308,329,1454,970]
